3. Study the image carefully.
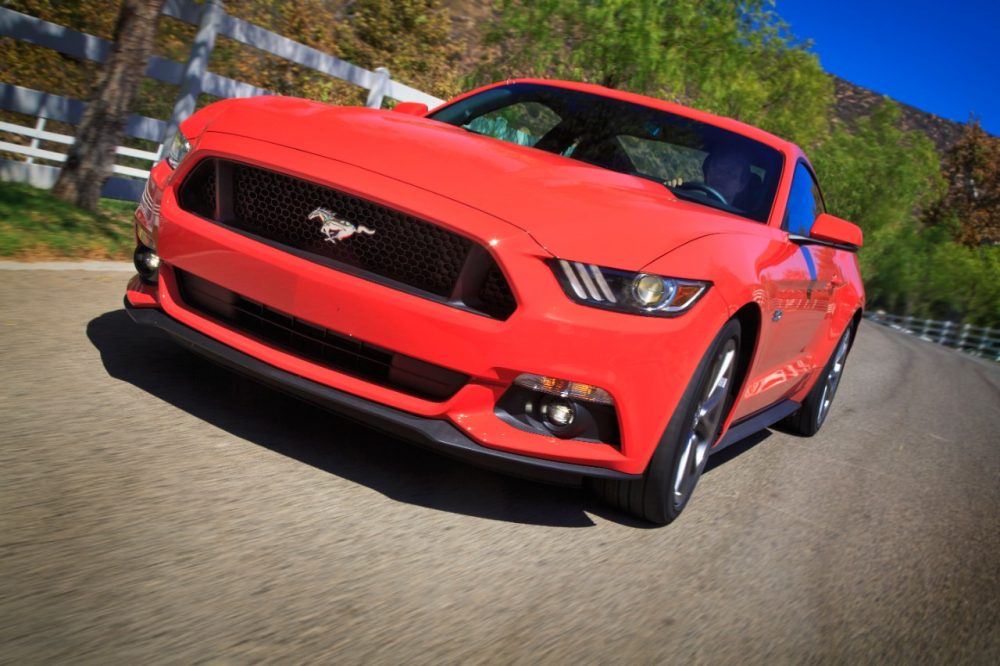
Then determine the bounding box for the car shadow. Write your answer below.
[86,309,766,529]
[87,309,617,527]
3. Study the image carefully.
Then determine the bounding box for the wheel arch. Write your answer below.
[849,306,863,352]
[726,302,762,426]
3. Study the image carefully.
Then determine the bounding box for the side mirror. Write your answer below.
[392,102,429,116]
[810,213,863,249]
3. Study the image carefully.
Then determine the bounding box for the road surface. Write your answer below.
[2,266,998,663]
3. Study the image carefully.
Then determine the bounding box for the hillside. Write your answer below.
[832,77,968,153]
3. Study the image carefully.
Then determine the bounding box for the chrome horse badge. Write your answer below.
[309,207,376,244]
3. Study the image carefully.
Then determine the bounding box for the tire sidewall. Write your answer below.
[645,318,742,524]
[805,323,854,433]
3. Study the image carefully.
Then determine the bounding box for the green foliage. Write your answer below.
[925,242,1000,326]
[856,221,1000,326]
[812,102,1000,325]
[0,182,134,259]
[813,102,943,234]
[481,0,668,92]
[811,101,938,308]
[476,0,833,146]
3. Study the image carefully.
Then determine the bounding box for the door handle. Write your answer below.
[830,275,845,288]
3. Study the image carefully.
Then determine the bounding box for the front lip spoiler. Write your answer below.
[124,299,640,486]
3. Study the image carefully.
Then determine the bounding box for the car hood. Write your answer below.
[200,98,758,270]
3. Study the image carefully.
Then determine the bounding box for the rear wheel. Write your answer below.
[591,319,741,525]
[780,324,853,436]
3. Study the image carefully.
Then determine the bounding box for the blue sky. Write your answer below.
[776,0,999,135]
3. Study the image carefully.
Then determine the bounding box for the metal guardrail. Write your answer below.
[0,0,444,200]
[865,312,1000,362]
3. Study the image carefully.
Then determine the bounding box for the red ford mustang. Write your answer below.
[126,79,864,525]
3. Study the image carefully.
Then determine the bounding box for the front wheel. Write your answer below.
[591,319,741,525]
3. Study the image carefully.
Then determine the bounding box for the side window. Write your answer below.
[464,102,561,147]
[783,162,825,235]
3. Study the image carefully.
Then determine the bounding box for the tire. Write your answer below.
[591,319,741,525]
[780,324,853,437]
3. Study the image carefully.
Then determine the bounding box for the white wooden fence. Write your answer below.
[0,0,443,200]
[865,312,1000,362]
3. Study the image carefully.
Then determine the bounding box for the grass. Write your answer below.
[0,181,136,260]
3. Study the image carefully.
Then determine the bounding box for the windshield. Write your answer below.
[429,83,784,223]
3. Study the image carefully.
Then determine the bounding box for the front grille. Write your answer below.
[177,159,516,319]
[175,270,469,402]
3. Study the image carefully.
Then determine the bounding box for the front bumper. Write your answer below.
[130,132,733,475]
[125,298,638,485]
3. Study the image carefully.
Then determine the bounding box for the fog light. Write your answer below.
[544,398,576,427]
[133,244,160,284]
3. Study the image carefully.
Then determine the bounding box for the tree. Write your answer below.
[810,101,942,310]
[51,0,166,211]
[475,0,833,147]
[925,121,1000,246]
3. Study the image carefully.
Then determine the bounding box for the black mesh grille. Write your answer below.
[232,164,471,297]
[176,159,516,319]
[478,265,517,319]
[177,164,215,220]
[175,270,468,401]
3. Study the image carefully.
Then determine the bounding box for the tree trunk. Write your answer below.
[51,0,165,212]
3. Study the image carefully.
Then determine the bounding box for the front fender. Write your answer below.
[642,231,775,318]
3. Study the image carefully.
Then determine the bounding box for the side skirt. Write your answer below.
[712,399,800,454]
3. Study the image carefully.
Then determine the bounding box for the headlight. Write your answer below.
[551,259,709,316]
[164,132,191,169]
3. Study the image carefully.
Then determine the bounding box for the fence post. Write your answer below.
[161,0,224,153]
[939,320,951,345]
[958,323,970,350]
[921,318,931,337]
[25,117,46,165]
[365,67,391,109]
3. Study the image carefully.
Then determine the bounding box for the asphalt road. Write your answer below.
[2,266,999,664]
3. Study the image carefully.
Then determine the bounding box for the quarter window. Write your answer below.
[783,162,825,236]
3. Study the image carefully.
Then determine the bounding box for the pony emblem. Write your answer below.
[309,207,376,244]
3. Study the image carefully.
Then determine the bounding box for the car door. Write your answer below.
[734,161,830,418]
[783,162,841,358]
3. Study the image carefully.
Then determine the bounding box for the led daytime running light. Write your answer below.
[552,259,709,317]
